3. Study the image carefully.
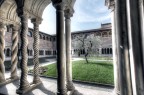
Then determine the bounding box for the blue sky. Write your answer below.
[29,0,111,34]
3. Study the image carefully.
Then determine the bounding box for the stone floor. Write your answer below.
[0,74,113,95]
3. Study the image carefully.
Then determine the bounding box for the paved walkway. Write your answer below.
[0,58,114,95]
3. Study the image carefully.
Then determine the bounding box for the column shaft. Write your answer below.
[0,22,6,83]
[56,5,67,95]
[126,0,144,94]
[18,14,30,91]
[11,25,19,79]
[65,15,74,91]
[115,0,133,94]
[111,9,120,95]
[32,20,41,83]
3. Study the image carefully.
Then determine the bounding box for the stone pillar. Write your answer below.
[0,22,6,83]
[108,2,120,95]
[126,0,144,95]
[31,18,41,84]
[16,13,30,93]
[65,9,75,91]
[115,0,133,94]
[52,3,67,95]
[10,25,19,79]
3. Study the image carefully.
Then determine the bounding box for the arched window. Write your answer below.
[46,36,49,41]
[6,48,11,57]
[107,48,110,54]
[39,50,44,55]
[27,31,32,37]
[39,34,42,39]
[43,35,45,40]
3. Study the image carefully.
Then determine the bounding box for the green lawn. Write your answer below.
[42,60,114,85]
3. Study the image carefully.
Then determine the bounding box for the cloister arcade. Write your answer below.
[0,0,144,95]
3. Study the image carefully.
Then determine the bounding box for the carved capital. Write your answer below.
[31,18,42,25]
[52,2,66,10]
[105,0,115,11]
[64,8,74,19]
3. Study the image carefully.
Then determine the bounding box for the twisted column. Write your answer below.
[31,19,41,84]
[10,25,19,79]
[0,22,6,83]
[65,9,75,91]
[17,14,30,92]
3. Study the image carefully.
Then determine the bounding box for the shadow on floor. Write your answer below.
[37,83,55,95]
[0,85,8,95]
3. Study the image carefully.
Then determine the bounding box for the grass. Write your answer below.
[42,60,114,85]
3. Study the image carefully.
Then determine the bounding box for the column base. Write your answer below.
[66,81,75,91]
[16,81,42,94]
[57,89,67,95]
[33,76,41,84]
[68,89,82,95]
[10,75,19,80]
[0,77,19,87]
[114,88,120,95]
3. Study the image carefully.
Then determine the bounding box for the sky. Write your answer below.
[29,0,111,35]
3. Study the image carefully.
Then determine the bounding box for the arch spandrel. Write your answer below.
[24,0,51,19]
[0,0,20,25]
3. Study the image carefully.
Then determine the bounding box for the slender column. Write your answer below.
[31,18,41,84]
[115,0,133,94]
[126,0,144,94]
[109,3,120,95]
[65,9,75,91]
[53,3,67,95]
[0,22,6,83]
[99,48,102,55]
[10,25,19,79]
[17,13,30,93]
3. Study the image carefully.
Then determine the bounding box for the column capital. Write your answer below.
[52,1,66,10]
[10,24,20,31]
[105,0,115,11]
[64,8,74,19]
[31,18,42,25]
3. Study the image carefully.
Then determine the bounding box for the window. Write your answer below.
[43,35,45,40]
[39,34,42,39]
[6,48,11,57]
[39,50,44,55]
[27,31,32,37]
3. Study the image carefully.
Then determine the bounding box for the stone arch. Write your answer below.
[27,31,32,37]
[43,35,45,40]
[39,34,42,39]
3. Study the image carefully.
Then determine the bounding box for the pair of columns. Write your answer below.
[109,0,144,95]
[16,13,42,94]
[0,22,19,84]
[53,3,75,95]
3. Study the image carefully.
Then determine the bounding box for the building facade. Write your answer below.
[4,23,112,60]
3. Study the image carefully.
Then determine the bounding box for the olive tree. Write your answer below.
[72,34,102,63]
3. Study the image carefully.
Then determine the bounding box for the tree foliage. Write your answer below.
[72,34,102,63]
